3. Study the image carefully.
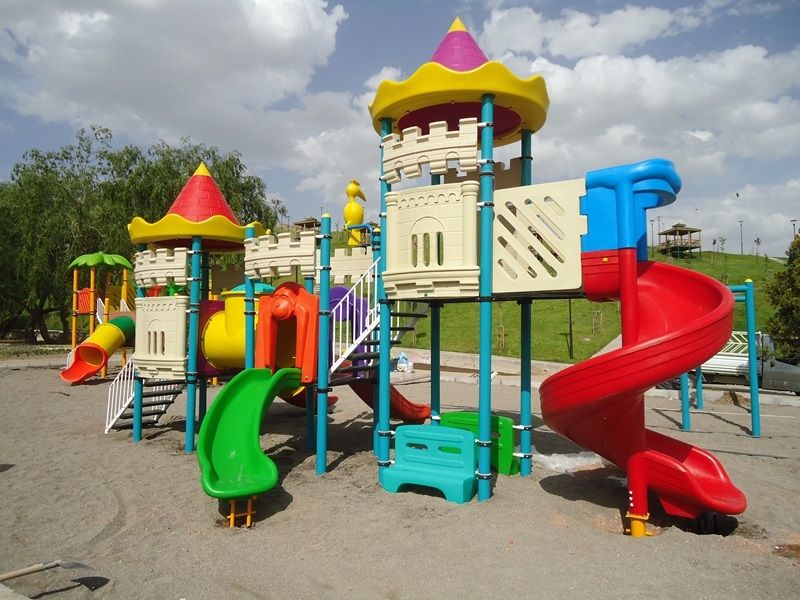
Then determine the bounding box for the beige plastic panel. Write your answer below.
[444,157,523,191]
[382,118,479,184]
[492,180,588,295]
[328,247,375,285]
[133,295,188,379]
[244,230,317,280]
[134,248,189,288]
[383,181,480,300]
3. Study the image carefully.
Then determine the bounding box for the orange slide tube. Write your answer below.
[60,316,135,384]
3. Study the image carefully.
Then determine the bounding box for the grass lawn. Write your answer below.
[397,251,785,364]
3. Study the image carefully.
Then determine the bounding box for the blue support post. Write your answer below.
[744,279,761,437]
[430,302,441,426]
[477,94,495,501]
[695,366,704,409]
[304,274,316,451]
[184,236,202,453]
[377,118,394,476]
[198,251,210,422]
[519,299,533,477]
[519,129,533,478]
[680,372,691,431]
[244,224,257,370]
[315,215,332,474]
[133,244,147,443]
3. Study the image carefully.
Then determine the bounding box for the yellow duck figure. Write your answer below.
[344,179,366,246]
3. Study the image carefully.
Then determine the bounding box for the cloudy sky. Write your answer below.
[1,0,798,256]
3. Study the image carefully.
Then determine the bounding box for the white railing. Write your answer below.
[105,355,183,433]
[329,257,380,373]
[96,298,105,324]
[105,356,135,433]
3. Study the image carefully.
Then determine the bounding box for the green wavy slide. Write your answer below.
[197,368,302,499]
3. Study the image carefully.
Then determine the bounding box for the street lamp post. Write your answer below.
[650,219,654,257]
[738,220,744,254]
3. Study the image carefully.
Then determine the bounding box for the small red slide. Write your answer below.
[349,380,430,424]
[540,260,746,518]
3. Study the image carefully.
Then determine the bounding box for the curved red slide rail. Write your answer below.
[540,255,746,518]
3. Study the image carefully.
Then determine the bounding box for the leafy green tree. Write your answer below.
[765,235,800,364]
[0,127,285,342]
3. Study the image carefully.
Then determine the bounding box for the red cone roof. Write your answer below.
[167,162,240,224]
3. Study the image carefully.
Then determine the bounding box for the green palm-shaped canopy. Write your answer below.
[68,252,133,270]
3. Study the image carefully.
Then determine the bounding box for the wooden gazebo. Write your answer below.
[657,222,702,258]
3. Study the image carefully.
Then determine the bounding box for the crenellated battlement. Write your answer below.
[382,117,479,184]
[328,247,375,285]
[244,230,317,280]
[383,181,480,299]
[134,247,190,288]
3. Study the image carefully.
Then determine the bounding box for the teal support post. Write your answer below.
[198,251,210,422]
[521,129,532,184]
[431,174,441,185]
[743,279,761,437]
[304,274,316,451]
[680,372,691,431]
[133,243,147,443]
[430,302,441,426]
[377,118,394,475]
[315,215,332,474]
[477,94,495,501]
[184,236,202,453]
[519,129,533,478]
[519,299,533,477]
[244,225,256,370]
[695,366,703,409]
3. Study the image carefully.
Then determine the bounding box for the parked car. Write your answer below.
[657,331,800,395]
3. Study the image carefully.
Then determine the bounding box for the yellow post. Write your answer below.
[626,512,652,537]
[71,269,79,350]
[89,267,97,335]
[120,269,129,367]
[100,296,111,379]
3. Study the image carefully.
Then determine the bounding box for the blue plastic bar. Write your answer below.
[477,94,495,502]
[184,236,202,453]
[521,129,532,185]
[430,302,441,425]
[199,251,210,422]
[244,224,256,370]
[315,215,332,474]
[519,299,533,477]
[377,117,393,475]
[304,274,316,451]
[695,366,703,410]
[371,225,383,454]
[132,244,147,443]
[680,372,691,431]
[744,279,761,437]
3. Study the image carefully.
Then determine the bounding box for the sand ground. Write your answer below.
[1,363,799,599]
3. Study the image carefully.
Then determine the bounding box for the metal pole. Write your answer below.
[315,215,332,474]
[738,220,744,254]
[133,243,147,443]
[184,236,202,453]
[477,94,495,502]
[694,366,703,410]
[744,279,760,437]
[519,128,533,478]
[680,372,691,431]
[377,117,394,480]
[430,302,441,425]
[244,225,256,370]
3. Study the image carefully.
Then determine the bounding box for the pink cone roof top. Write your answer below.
[430,17,488,71]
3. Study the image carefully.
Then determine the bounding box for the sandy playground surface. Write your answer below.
[1,362,799,599]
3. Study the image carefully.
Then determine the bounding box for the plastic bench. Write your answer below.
[440,411,520,476]
[380,425,477,504]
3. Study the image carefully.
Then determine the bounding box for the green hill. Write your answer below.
[398,251,785,364]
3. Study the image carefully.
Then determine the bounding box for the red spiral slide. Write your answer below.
[540,258,746,518]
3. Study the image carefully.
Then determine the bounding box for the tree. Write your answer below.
[0,127,286,342]
[765,235,800,364]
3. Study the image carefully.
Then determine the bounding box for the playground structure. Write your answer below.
[104,18,747,535]
[62,252,134,384]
